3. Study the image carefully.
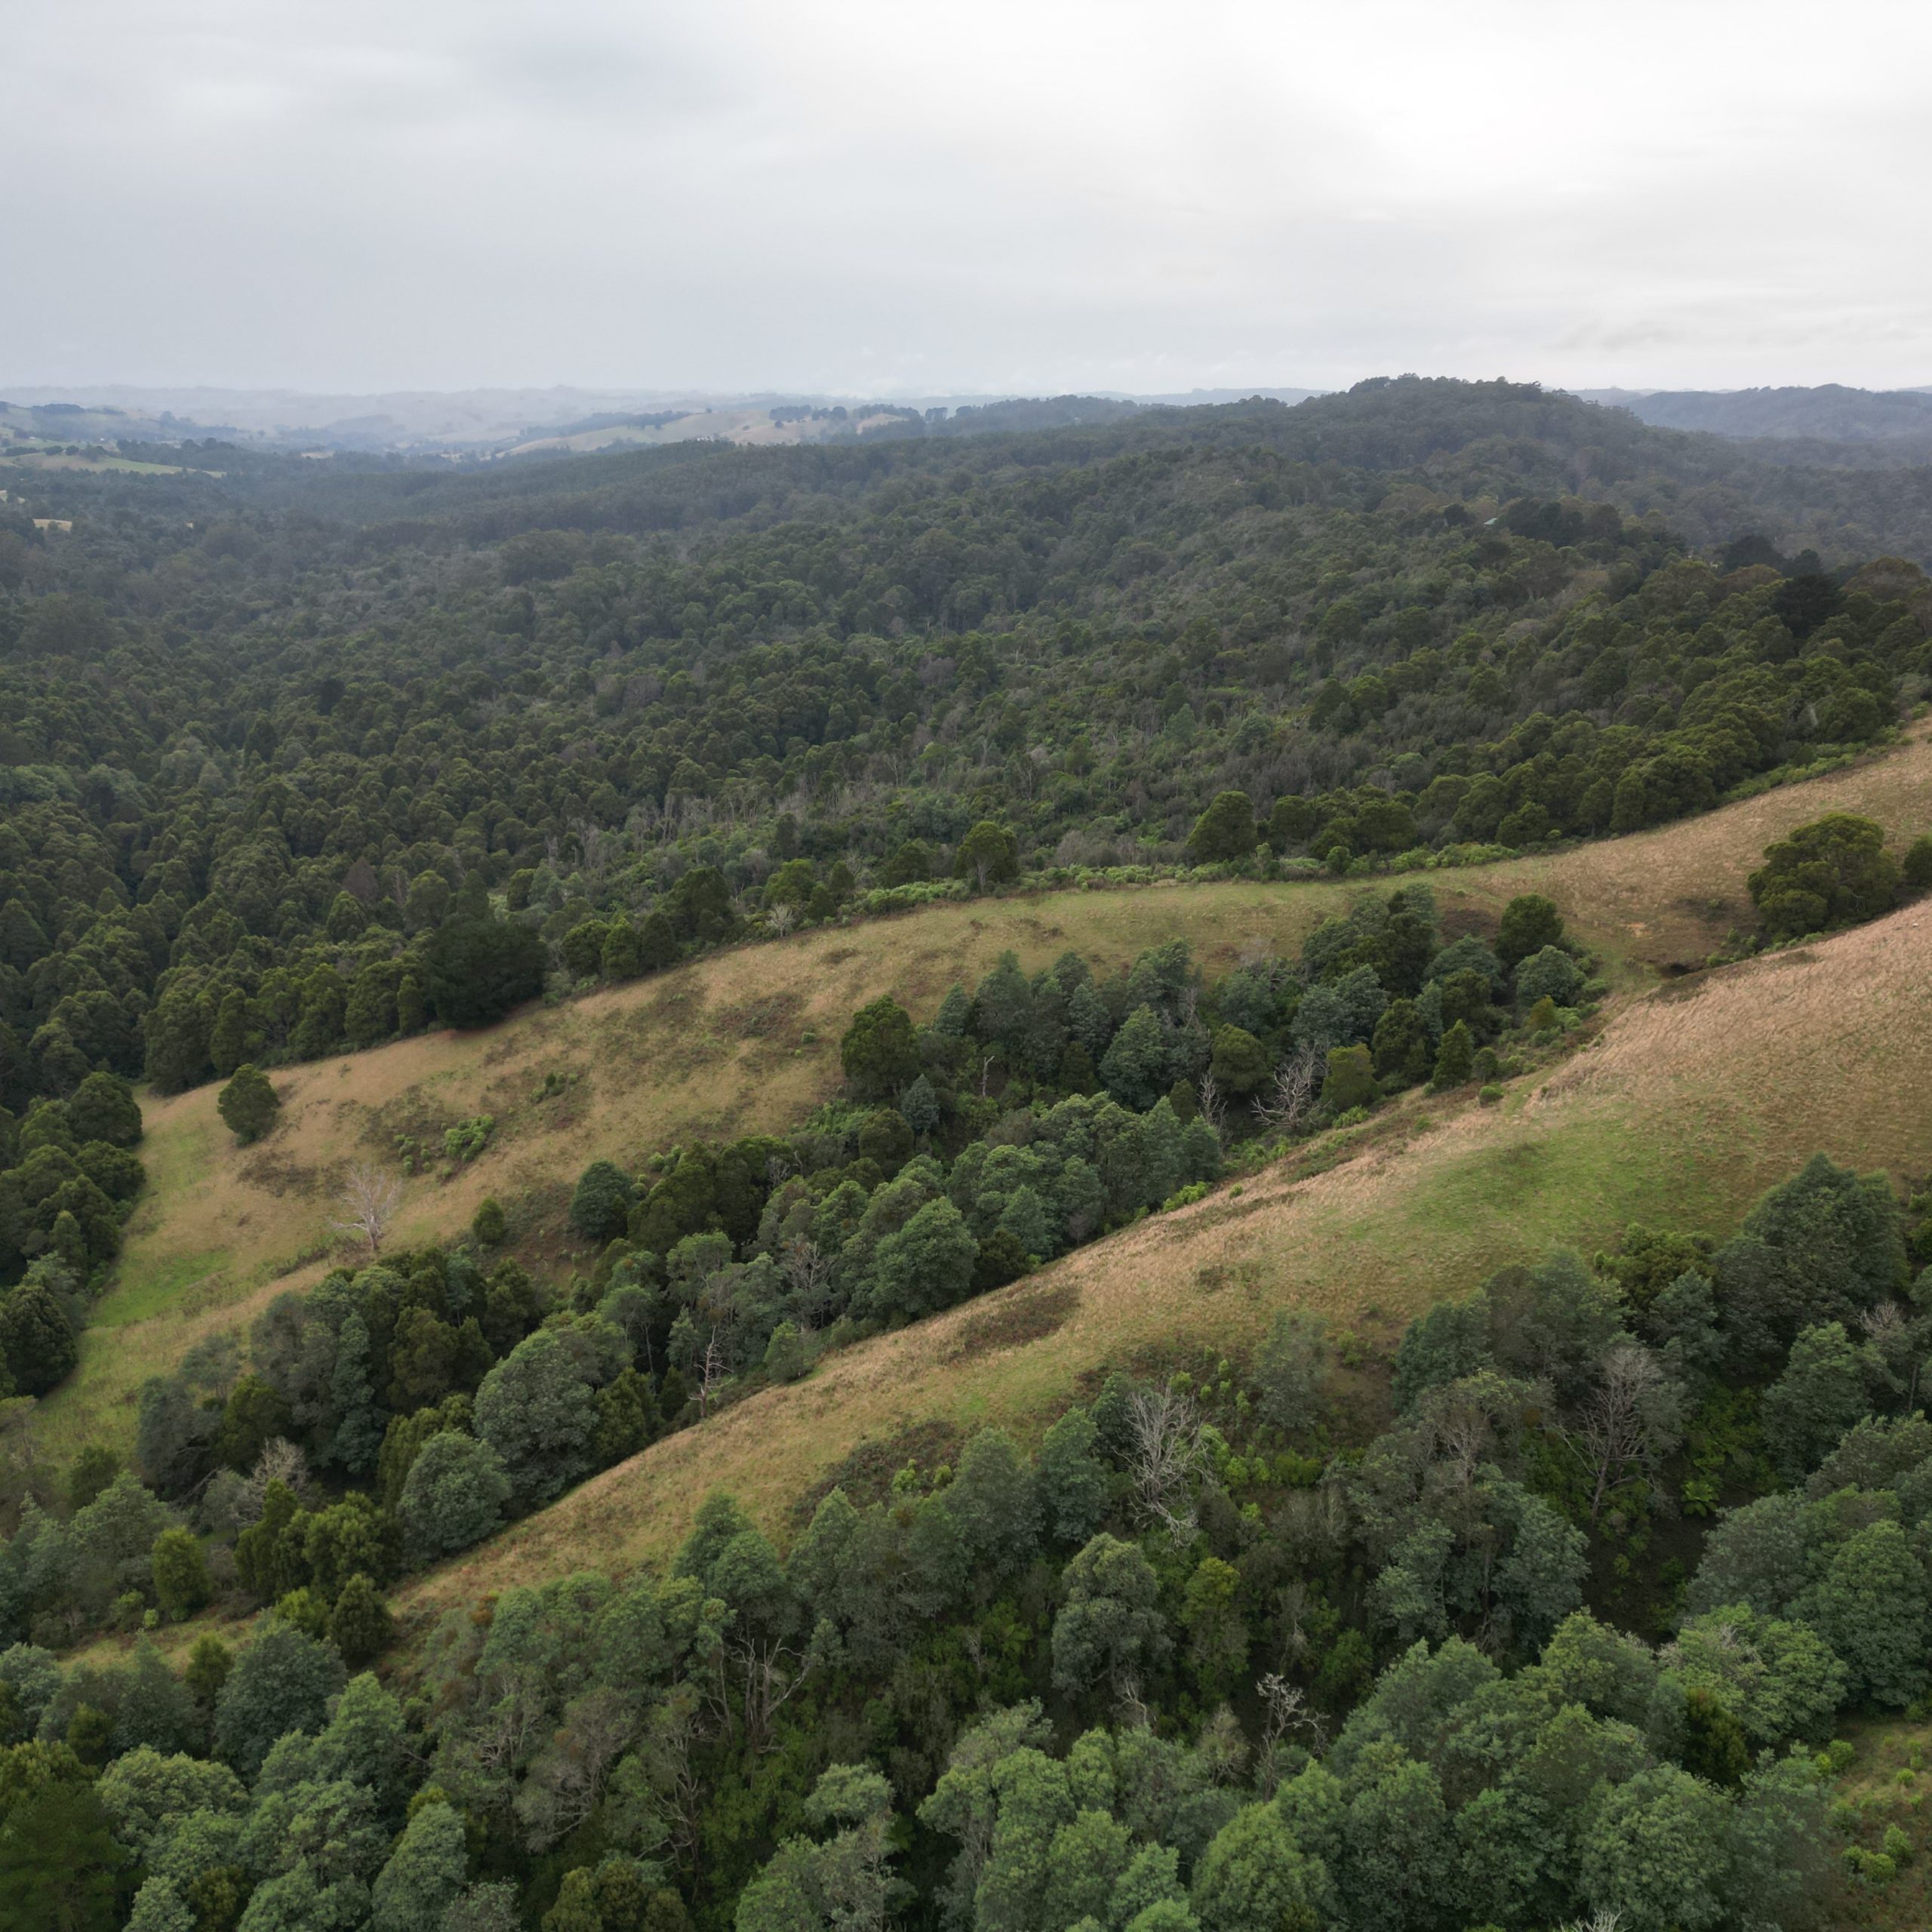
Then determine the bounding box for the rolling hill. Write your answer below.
[45,722,1932,1549]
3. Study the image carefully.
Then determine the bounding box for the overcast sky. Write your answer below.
[8,0,1930,398]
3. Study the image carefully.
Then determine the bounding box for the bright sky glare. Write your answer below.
[7,0,1930,395]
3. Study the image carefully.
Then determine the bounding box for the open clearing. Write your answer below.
[35,725,1932,1472]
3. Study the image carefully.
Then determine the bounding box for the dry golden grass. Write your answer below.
[41,880,1376,1459]
[401,893,1932,1618]
[38,723,1932,1473]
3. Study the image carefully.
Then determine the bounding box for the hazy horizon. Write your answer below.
[8,1,1930,399]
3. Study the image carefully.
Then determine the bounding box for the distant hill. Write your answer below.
[1579,383,1932,442]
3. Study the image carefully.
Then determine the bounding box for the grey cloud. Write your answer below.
[4,0,1929,395]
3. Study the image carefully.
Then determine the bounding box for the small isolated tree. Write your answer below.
[334,1164,404,1258]
[1189,792,1257,863]
[472,1195,507,1246]
[150,1527,211,1620]
[1749,813,1901,940]
[954,820,1020,893]
[217,1065,279,1146]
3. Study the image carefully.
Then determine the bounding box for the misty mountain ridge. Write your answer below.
[1578,382,1932,441]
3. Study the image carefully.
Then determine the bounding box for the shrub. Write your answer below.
[472,1196,506,1246]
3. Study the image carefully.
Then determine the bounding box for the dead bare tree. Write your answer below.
[1254,1671,1327,1794]
[1195,1070,1228,1144]
[778,1236,835,1329]
[694,1331,730,1419]
[1554,1343,1684,1524]
[334,1164,403,1258]
[238,1438,312,1523]
[1254,1045,1324,1134]
[1125,1383,1208,1543]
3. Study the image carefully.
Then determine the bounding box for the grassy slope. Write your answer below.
[38,724,1932,1475]
[402,888,1932,1618]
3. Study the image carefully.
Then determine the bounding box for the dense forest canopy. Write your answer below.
[3,377,1929,1141]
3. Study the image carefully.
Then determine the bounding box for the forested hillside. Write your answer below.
[5,379,1930,1135]
[4,379,1932,1932]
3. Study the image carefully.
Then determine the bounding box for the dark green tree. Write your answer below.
[954,821,1020,892]
[66,1073,141,1149]
[1749,814,1902,940]
[216,1064,279,1145]
[1208,1024,1269,1098]
[1321,1044,1377,1114]
[839,997,921,1100]
[1189,792,1257,863]
[0,1782,131,1931]
[328,1573,394,1667]
[422,914,549,1026]
[0,1281,78,1395]
[1496,894,1566,969]
[570,1160,637,1243]
[1430,1020,1474,1090]
[212,1618,346,1780]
